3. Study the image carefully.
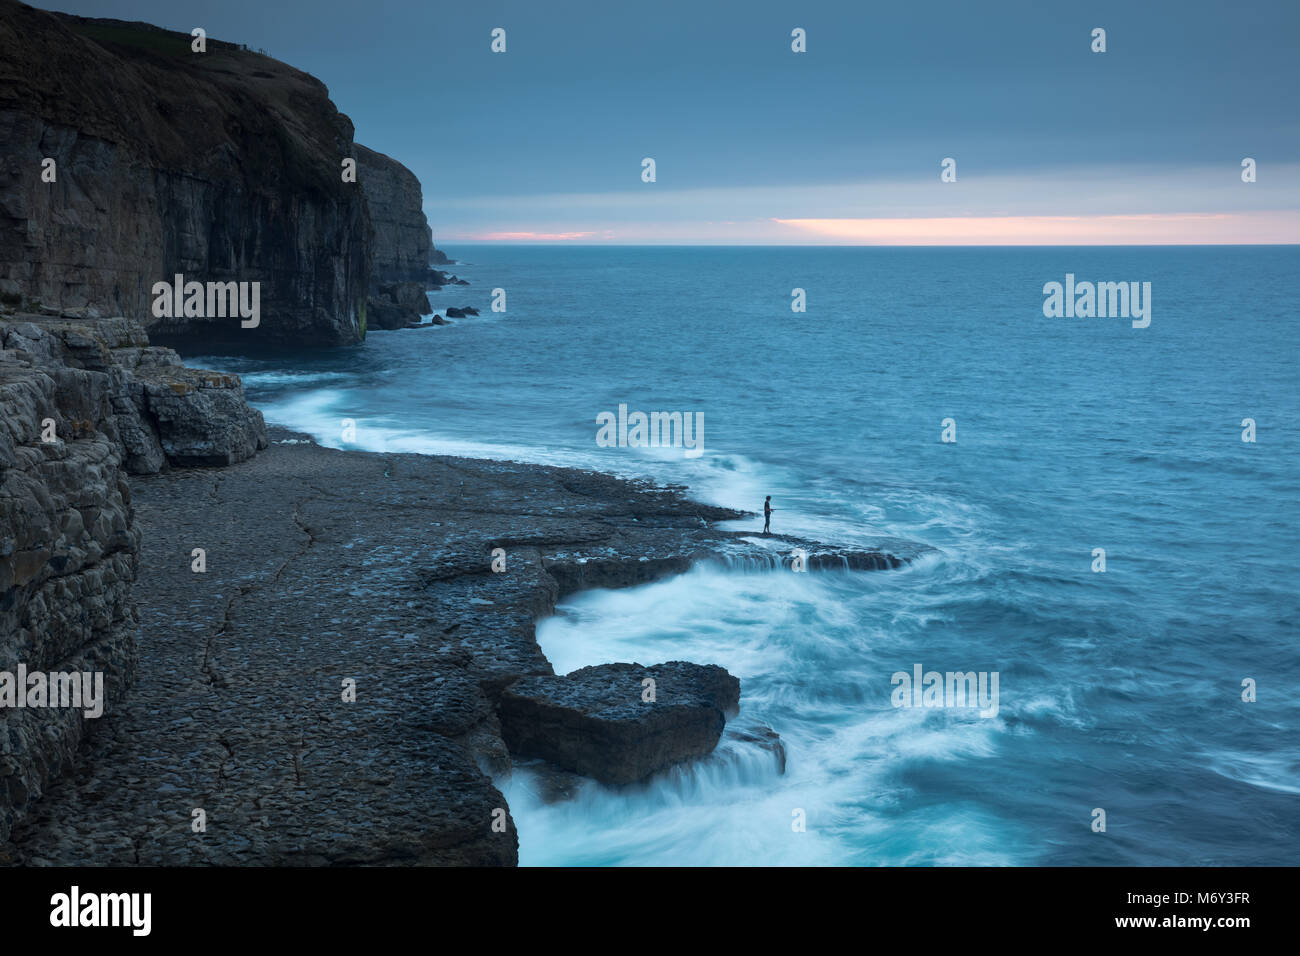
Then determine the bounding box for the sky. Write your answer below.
[42,0,1300,244]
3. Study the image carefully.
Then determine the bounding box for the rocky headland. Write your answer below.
[355,144,461,331]
[0,0,449,342]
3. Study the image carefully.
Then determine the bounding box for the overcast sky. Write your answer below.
[45,0,1300,243]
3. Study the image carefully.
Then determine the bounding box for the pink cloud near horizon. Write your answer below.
[467,230,600,241]
[773,213,1300,245]
[442,213,1299,245]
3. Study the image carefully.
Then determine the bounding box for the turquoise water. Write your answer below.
[193,245,1299,865]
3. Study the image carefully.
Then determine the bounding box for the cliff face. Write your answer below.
[355,145,433,285]
[0,334,138,846]
[0,312,266,844]
[355,145,436,330]
[0,1,369,346]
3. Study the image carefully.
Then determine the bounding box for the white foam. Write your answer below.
[517,563,1022,865]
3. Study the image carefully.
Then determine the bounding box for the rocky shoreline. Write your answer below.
[1,313,933,865]
[1,420,931,865]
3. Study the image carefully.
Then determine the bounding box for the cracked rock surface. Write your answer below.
[1,315,934,865]
[3,421,932,865]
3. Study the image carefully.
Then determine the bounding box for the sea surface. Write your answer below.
[191,245,1299,866]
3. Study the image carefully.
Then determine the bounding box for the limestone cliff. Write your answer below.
[356,145,434,287]
[0,312,266,844]
[0,1,369,346]
[355,144,440,330]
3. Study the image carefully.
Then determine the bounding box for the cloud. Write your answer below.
[773,212,1300,245]
[427,164,1300,244]
[466,230,601,241]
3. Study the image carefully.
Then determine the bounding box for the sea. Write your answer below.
[189,245,1299,866]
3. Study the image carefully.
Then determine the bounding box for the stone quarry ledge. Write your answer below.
[1,428,933,866]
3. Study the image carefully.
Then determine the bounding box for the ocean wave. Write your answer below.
[1204,751,1300,795]
[256,388,789,519]
[240,369,354,388]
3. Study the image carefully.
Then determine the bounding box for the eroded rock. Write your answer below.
[3,425,931,865]
[1,315,267,473]
[0,312,269,846]
[0,3,369,346]
[355,145,440,331]
[499,661,741,785]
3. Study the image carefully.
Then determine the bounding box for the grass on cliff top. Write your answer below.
[69,23,193,57]
[69,22,258,60]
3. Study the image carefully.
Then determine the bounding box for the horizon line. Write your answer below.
[437,212,1300,246]
[438,240,1300,247]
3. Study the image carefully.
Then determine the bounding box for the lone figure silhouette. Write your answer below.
[763,495,773,535]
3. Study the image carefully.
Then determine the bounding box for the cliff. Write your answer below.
[356,145,434,287]
[0,311,266,844]
[355,145,437,330]
[0,1,370,346]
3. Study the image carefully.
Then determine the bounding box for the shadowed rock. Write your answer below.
[731,725,787,775]
[0,312,269,848]
[1,314,267,473]
[355,145,435,331]
[0,1,369,345]
[499,662,741,785]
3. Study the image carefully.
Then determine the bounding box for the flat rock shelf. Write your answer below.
[2,427,933,866]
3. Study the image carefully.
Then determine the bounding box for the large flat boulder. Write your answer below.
[498,661,740,785]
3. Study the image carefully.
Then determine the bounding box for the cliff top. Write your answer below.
[0,0,352,195]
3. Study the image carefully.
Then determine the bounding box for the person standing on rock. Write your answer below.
[763,496,773,535]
